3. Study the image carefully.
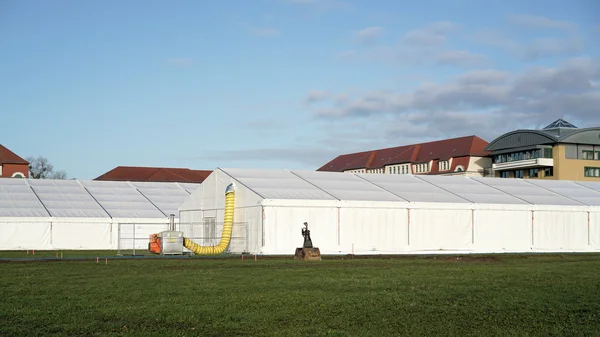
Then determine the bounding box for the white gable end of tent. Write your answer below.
[178,168,600,256]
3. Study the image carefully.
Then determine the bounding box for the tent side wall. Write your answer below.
[178,169,264,253]
[259,202,600,255]
[0,217,173,250]
[473,209,533,252]
[262,204,338,254]
[591,211,600,248]
[0,218,52,250]
[339,206,408,254]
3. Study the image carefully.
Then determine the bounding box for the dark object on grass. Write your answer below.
[295,222,321,261]
[301,222,313,248]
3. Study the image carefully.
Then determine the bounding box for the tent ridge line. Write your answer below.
[26,182,53,218]
[174,182,192,195]
[353,174,411,203]
[522,179,587,206]
[288,170,340,201]
[127,181,168,218]
[470,177,534,205]
[413,175,475,205]
[76,180,114,219]
[572,181,600,206]
[219,168,266,199]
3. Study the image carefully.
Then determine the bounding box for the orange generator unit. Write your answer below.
[148,233,161,254]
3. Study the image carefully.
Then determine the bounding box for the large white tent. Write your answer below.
[179,168,600,255]
[0,178,199,250]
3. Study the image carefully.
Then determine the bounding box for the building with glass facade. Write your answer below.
[485,119,600,181]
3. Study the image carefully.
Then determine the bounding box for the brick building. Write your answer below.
[318,136,491,176]
[0,145,29,178]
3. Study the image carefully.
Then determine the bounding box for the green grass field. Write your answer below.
[1,253,600,336]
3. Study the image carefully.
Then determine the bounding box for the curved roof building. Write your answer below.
[485,119,600,181]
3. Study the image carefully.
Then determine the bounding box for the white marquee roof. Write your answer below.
[220,168,600,207]
[0,178,200,218]
[222,168,336,200]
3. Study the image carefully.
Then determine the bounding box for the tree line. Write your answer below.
[26,156,69,179]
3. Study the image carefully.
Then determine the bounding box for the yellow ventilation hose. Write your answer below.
[183,183,235,255]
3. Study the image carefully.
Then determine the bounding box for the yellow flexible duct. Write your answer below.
[183,183,235,255]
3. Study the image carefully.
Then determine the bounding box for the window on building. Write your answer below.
[584,167,600,177]
[501,171,510,178]
[583,150,594,160]
[544,167,553,177]
[515,170,524,178]
[529,168,539,178]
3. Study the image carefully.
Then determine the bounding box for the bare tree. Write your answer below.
[27,156,69,179]
[51,170,68,179]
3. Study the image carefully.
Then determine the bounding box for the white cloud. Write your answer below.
[354,26,383,45]
[508,14,577,31]
[341,21,485,69]
[472,31,582,60]
[457,70,509,84]
[401,21,460,46]
[306,57,600,140]
[519,37,583,60]
[305,89,331,103]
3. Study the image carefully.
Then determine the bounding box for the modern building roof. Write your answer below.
[485,118,600,152]
[318,136,489,172]
[543,118,577,129]
[218,168,600,206]
[0,178,200,218]
[0,145,29,165]
[94,166,212,184]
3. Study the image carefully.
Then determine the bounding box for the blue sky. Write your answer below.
[1,0,599,179]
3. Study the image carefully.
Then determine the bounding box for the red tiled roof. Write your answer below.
[450,157,471,172]
[94,166,212,183]
[317,136,489,172]
[0,145,29,165]
[321,151,373,171]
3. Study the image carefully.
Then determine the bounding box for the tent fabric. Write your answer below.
[4,168,600,253]
[221,168,337,200]
[129,182,192,217]
[218,169,600,206]
[0,179,50,217]
[79,180,168,219]
[0,178,200,219]
[470,177,586,206]
[180,168,600,255]
[0,178,200,250]
[291,170,406,202]
[28,179,111,218]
